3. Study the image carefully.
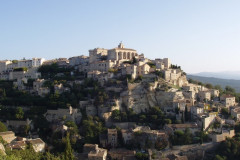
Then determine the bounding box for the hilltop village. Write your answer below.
[0,43,239,160]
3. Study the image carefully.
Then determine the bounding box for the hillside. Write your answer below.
[187,74,240,92]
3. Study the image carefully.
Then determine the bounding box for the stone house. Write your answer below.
[108,149,136,160]
[7,138,45,152]
[33,79,50,97]
[198,91,211,101]
[83,144,107,160]
[121,129,133,144]
[209,89,220,97]
[6,119,33,133]
[7,140,26,150]
[83,144,98,153]
[164,123,199,135]
[44,106,82,124]
[56,58,69,67]
[190,105,204,119]
[38,87,50,97]
[220,95,236,108]
[13,78,28,90]
[69,55,89,66]
[182,84,201,93]
[0,131,16,143]
[33,79,45,91]
[108,129,118,148]
[132,126,168,148]
[202,112,218,131]
[210,129,235,142]
[31,58,45,67]
[123,64,137,79]
[54,83,70,94]
[137,63,151,76]
[9,68,41,80]
[27,138,45,152]
[231,107,240,121]
[87,70,101,79]
[0,60,12,73]
[17,59,33,68]
[89,48,108,63]
[154,58,171,69]
[173,100,186,112]
[90,60,116,73]
[88,147,107,160]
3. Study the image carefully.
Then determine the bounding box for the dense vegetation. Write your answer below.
[111,107,176,129]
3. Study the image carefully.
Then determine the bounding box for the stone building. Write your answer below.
[0,60,12,73]
[220,95,236,108]
[88,147,107,160]
[83,144,107,160]
[108,129,118,148]
[231,107,240,121]
[210,129,235,142]
[6,119,33,133]
[107,42,138,62]
[155,58,171,69]
[198,91,211,101]
[69,55,89,66]
[9,68,41,80]
[121,129,133,144]
[0,131,16,143]
[164,123,199,135]
[44,106,82,124]
[108,149,136,160]
[89,48,108,63]
[27,138,45,152]
[90,60,116,72]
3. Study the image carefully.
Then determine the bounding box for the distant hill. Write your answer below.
[191,71,240,80]
[187,75,240,93]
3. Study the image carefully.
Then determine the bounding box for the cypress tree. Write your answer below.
[64,132,74,160]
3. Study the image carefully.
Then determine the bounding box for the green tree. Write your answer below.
[43,152,61,160]
[111,109,121,122]
[135,152,148,160]
[221,108,229,116]
[65,121,78,135]
[15,107,24,120]
[0,121,7,132]
[164,119,172,124]
[64,132,74,160]
[205,83,213,89]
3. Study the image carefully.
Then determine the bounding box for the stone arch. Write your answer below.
[118,52,122,60]
[123,52,126,59]
[127,52,130,59]
[131,53,135,59]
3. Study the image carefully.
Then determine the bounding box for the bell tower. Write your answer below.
[118,41,124,48]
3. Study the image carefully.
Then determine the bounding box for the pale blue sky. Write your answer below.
[0,0,240,73]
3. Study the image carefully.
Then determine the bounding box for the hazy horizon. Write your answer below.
[1,0,240,73]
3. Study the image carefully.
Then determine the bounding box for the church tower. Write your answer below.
[118,42,124,48]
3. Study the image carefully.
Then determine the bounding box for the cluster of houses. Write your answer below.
[0,58,45,80]
[0,131,45,154]
[1,43,240,159]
